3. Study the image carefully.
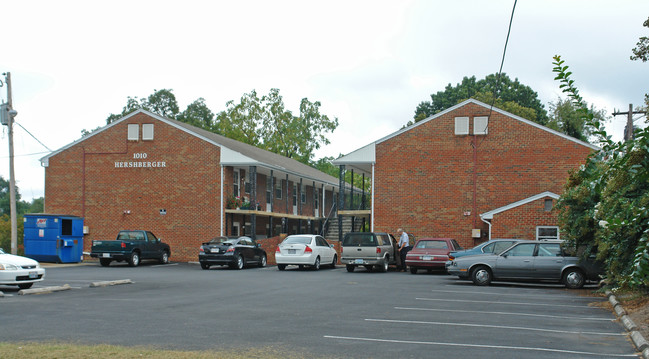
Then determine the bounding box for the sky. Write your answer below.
[1,0,648,202]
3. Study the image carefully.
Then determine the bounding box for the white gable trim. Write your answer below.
[377,99,599,150]
[480,191,560,220]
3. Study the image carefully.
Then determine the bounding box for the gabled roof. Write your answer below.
[40,109,339,187]
[333,99,600,174]
[480,191,560,220]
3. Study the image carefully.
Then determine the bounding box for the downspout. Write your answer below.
[371,163,375,232]
[480,215,492,241]
[220,165,224,237]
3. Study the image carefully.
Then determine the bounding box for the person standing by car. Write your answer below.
[397,228,411,272]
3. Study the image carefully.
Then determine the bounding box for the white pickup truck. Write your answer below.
[341,232,398,272]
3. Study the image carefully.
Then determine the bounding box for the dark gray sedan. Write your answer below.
[446,240,602,289]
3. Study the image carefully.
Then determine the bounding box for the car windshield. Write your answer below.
[416,240,448,249]
[342,234,376,246]
[283,236,311,245]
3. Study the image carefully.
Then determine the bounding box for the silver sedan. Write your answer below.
[446,240,602,289]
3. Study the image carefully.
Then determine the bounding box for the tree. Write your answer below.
[216,89,338,165]
[414,73,548,125]
[631,16,649,121]
[177,98,215,131]
[546,97,607,142]
[553,54,649,288]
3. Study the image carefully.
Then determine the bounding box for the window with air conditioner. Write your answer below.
[536,226,559,241]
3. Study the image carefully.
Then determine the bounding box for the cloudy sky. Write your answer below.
[1,0,648,201]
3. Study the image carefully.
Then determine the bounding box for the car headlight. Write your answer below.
[0,263,20,270]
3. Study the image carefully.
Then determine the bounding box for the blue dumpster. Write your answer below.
[23,214,84,263]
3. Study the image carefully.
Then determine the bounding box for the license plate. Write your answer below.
[29,271,38,279]
[288,249,296,254]
[423,255,432,261]
[210,248,219,253]
[354,259,364,264]
[102,253,110,258]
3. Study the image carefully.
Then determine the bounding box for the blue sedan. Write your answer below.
[448,239,520,260]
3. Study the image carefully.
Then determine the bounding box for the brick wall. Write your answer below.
[372,102,592,248]
[45,113,221,262]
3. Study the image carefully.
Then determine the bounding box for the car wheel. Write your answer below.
[259,254,267,268]
[18,283,33,289]
[234,255,244,270]
[410,267,418,274]
[278,264,286,271]
[563,268,585,289]
[128,251,140,267]
[377,259,389,273]
[312,256,321,270]
[331,254,337,268]
[471,265,492,286]
[200,263,210,270]
[346,264,355,272]
[99,258,111,267]
[159,251,169,264]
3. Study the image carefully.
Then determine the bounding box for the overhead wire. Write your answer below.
[477,0,518,148]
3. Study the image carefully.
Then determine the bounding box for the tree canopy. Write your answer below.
[545,97,607,142]
[101,88,338,166]
[413,73,548,125]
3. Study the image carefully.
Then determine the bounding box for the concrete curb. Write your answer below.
[89,279,133,287]
[18,284,71,295]
[606,290,649,358]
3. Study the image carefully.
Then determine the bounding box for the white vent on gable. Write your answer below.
[142,123,154,140]
[127,124,139,141]
[474,116,488,135]
[454,117,469,135]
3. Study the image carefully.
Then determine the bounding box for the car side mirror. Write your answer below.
[501,253,508,258]
[330,244,334,248]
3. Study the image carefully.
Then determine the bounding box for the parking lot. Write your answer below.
[0,261,640,358]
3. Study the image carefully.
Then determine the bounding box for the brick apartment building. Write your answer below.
[41,110,340,262]
[333,99,597,248]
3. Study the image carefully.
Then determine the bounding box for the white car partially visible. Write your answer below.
[0,248,46,289]
[275,234,337,271]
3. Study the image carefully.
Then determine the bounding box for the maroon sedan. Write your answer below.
[405,238,463,274]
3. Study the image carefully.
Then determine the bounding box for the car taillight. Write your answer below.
[199,247,204,252]
[448,255,455,261]
[376,247,382,254]
[121,242,126,248]
[226,247,234,253]
[275,246,281,253]
[304,246,313,253]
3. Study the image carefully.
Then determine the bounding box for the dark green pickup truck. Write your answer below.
[90,230,171,267]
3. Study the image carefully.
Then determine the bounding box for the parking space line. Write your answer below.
[430,289,605,301]
[365,318,624,336]
[416,297,600,309]
[323,335,638,357]
[395,307,613,321]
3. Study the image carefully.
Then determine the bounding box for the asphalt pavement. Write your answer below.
[0,261,640,358]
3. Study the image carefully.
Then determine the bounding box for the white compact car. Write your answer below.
[275,234,337,271]
[0,248,46,289]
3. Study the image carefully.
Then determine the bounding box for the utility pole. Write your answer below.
[1,72,18,254]
[612,104,647,141]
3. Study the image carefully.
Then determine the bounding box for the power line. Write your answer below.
[13,120,53,151]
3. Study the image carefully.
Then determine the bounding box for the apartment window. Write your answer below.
[266,177,272,204]
[474,116,488,135]
[301,184,306,204]
[293,184,297,206]
[233,171,240,197]
[142,124,154,140]
[127,124,139,141]
[537,226,559,241]
[454,117,469,135]
[275,178,282,199]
